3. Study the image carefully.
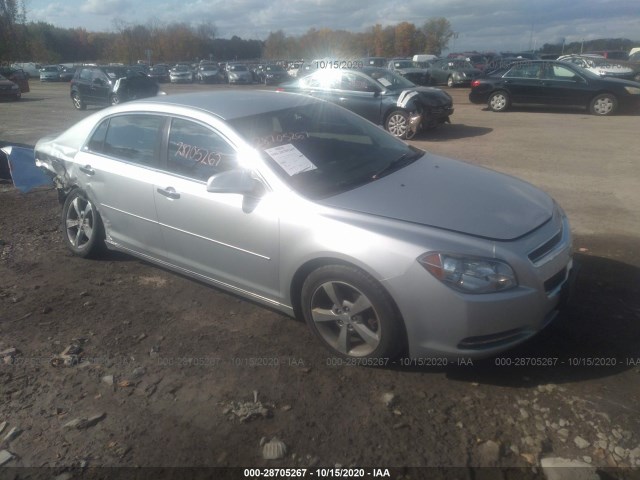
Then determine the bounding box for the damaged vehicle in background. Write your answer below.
[387,58,432,86]
[70,65,161,110]
[34,90,574,361]
[278,67,453,139]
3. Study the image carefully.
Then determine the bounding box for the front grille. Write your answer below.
[528,230,562,264]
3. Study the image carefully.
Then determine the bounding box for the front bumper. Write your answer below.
[383,212,573,359]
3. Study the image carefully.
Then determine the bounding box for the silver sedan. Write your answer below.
[35,91,574,361]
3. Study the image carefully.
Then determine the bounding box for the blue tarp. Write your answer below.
[0,146,52,193]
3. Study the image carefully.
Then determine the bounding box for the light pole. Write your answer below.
[452,32,459,54]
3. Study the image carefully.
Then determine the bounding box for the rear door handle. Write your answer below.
[79,165,95,175]
[157,187,180,200]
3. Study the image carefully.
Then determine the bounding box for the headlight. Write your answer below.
[418,252,518,294]
[624,86,640,95]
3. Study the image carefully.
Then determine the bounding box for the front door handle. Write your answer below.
[79,165,95,175]
[157,187,180,200]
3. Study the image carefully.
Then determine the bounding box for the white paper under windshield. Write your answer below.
[265,144,317,176]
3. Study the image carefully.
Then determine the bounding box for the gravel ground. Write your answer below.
[1,81,639,479]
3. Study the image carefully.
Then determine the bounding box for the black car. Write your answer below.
[148,65,170,83]
[469,60,640,116]
[58,66,76,82]
[278,67,453,139]
[70,66,160,110]
[256,64,290,85]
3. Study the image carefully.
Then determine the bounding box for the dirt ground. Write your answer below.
[1,82,640,479]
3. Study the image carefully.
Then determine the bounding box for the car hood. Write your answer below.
[317,154,554,241]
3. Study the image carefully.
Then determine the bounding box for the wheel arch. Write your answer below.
[587,90,618,109]
[289,256,409,353]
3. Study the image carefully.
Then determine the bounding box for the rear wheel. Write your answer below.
[589,93,617,116]
[488,91,510,112]
[109,93,120,106]
[61,189,105,258]
[447,76,455,87]
[301,265,404,360]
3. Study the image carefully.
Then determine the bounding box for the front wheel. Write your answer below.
[447,76,455,87]
[72,92,86,110]
[589,93,617,116]
[61,189,105,258]
[488,91,510,112]
[301,265,404,360]
[385,110,412,139]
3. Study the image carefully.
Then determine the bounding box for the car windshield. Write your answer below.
[365,70,415,91]
[43,66,59,72]
[174,65,190,72]
[227,102,423,199]
[393,61,414,68]
[230,65,248,72]
[266,65,285,72]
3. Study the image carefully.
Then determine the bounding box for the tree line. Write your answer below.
[1,0,455,64]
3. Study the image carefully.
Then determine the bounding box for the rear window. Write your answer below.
[90,115,164,166]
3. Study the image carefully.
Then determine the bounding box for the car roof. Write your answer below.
[135,91,318,121]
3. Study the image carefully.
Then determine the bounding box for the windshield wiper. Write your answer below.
[372,149,422,180]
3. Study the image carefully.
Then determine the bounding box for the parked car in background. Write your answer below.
[296,61,317,78]
[469,60,640,116]
[387,58,431,85]
[148,65,170,83]
[226,64,253,84]
[557,54,635,81]
[0,66,29,93]
[169,64,193,83]
[40,65,62,82]
[501,52,541,60]
[279,67,453,139]
[34,90,574,361]
[361,57,388,68]
[463,54,489,71]
[11,62,42,78]
[287,62,302,77]
[412,54,438,66]
[70,65,161,110]
[0,74,21,100]
[58,66,77,82]
[427,59,482,87]
[195,63,223,83]
[256,64,290,85]
[586,50,629,61]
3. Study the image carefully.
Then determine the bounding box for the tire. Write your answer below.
[72,92,86,110]
[109,93,120,106]
[301,265,404,360]
[385,110,411,139]
[447,76,455,87]
[589,93,617,116]
[488,90,510,112]
[61,189,105,258]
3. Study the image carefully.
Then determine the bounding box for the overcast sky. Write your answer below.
[27,0,640,52]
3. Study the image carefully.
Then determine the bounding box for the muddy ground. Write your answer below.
[1,82,639,479]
